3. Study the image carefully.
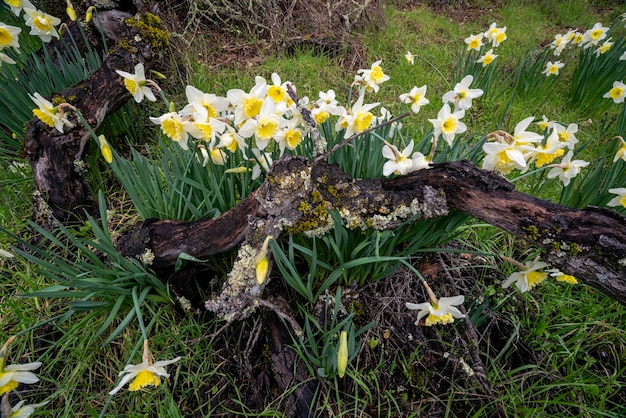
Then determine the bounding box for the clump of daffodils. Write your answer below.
[109,339,181,395]
[406,282,465,326]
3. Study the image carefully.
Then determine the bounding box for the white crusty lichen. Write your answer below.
[140,248,155,266]
[369,198,424,230]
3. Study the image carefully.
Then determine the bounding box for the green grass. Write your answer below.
[2,0,626,416]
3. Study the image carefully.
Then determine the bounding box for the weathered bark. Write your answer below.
[388,161,626,303]
[22,4,162,224]
[117,158,626,310]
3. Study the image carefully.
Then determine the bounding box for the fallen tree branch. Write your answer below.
[117,158,626,317]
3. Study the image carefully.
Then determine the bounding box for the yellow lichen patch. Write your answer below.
[124,13,170,49]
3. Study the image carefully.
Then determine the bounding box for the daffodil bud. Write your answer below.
[254,236,273,285]
[85,6,96,23]
[66,0,76,21]
[337,331,348,378]
[224,166,249,174]
[98,135,113,164]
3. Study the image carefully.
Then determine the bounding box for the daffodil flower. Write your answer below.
[614,138,626,162]
[3,0,35,15]
[399,85,429,114]
[266,73,290,103]
[542,61,564,76]
[595,38,613,56]
[23,7,61,43]
[2,398,49,418]
[502,257,548,292]
[582,22,609,47]
[406,282,465,326]
[337,94,379,139]
[531,130,566,168]
[603,81,626,104]
[428,103,466,146]
[29,92,74,133]
[109,339,180,395]
[547,150,589,187]
[464,33,484,51]
[0,23,22,50]
[0,336,41,396]
[116,63,158,103]
[548,269,578,285]
[275,118,304,155]
[227,82,267,125]
[382,141,415,176]
[482,141,528,174]
[149,110,204,150]
[512,116,544,146]
[477,48,497,66]
[180,85,228,120]
[238,97,285,150]
[484,22,507,47]
[442,75,483,111]
[404,51,415,65]
[552,122,579,150]
[607,187,626,209]
[354,59,389,94]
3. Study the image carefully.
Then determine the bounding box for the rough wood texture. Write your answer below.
[23,5,160,224]
[118,159,626,309]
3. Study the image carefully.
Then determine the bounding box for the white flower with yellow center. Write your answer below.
[502,257,548,293]
[512,116,543,146]
[603,81,626,104]
[404,51,415,65]
[29,92,74,133]
[607,187,626,209]
[382,141,415,176]
[238,97,285,150]
[266,72,289,103]
[550,32,570,56]
[149,111,203,150]
[4,0,35,16]
[0,336,41,396]
[275,118,304,155]
[339,94,379,139]
[399,85,430,114]
[227,82,267,125]
[484,22,507,47]
[542,60,565,76]
[193,116,227,144]
[595,38,613,56]
[547,150,589,187]
[23,7,61,43]
[464,33,484,51]
[109,339,180,395]
[537,114,554,132]
[217,126,247,154]
[4,399,49,418]
[355,59,389,93]
[181,85,228,120]
[442,75,483,111]
[531,129,566,168]
[614,138,626,162]
[406,283,465,326]
[0,23,21,50]
[582,22,609,47]
[477,48,497,66]
[115,63,157,103]
[429,103,466,146]
[552,122,578,150]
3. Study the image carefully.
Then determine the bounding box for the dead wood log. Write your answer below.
[117,158,626,313]
[22,4,165,225]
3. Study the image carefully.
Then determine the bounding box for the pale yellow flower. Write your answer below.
[0,336,41,396]
[406,294,465,326]
[23,7,61,43]
[337,331,348,378]
[607,187,626,209]
[109,339,180,395]
[603,81,626,104]
[502,257,548,292]
[115,63,158,103]
[0,23,21,50]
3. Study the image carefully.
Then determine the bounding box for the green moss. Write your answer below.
[124,13,170,50]
[568,242,581,256]
[522,225,540,241]
[298,202,310,212]
[117,38,137,54]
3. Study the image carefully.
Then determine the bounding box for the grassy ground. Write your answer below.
[1,0,626,416]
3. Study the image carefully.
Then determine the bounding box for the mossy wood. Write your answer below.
[117,157,626,317]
